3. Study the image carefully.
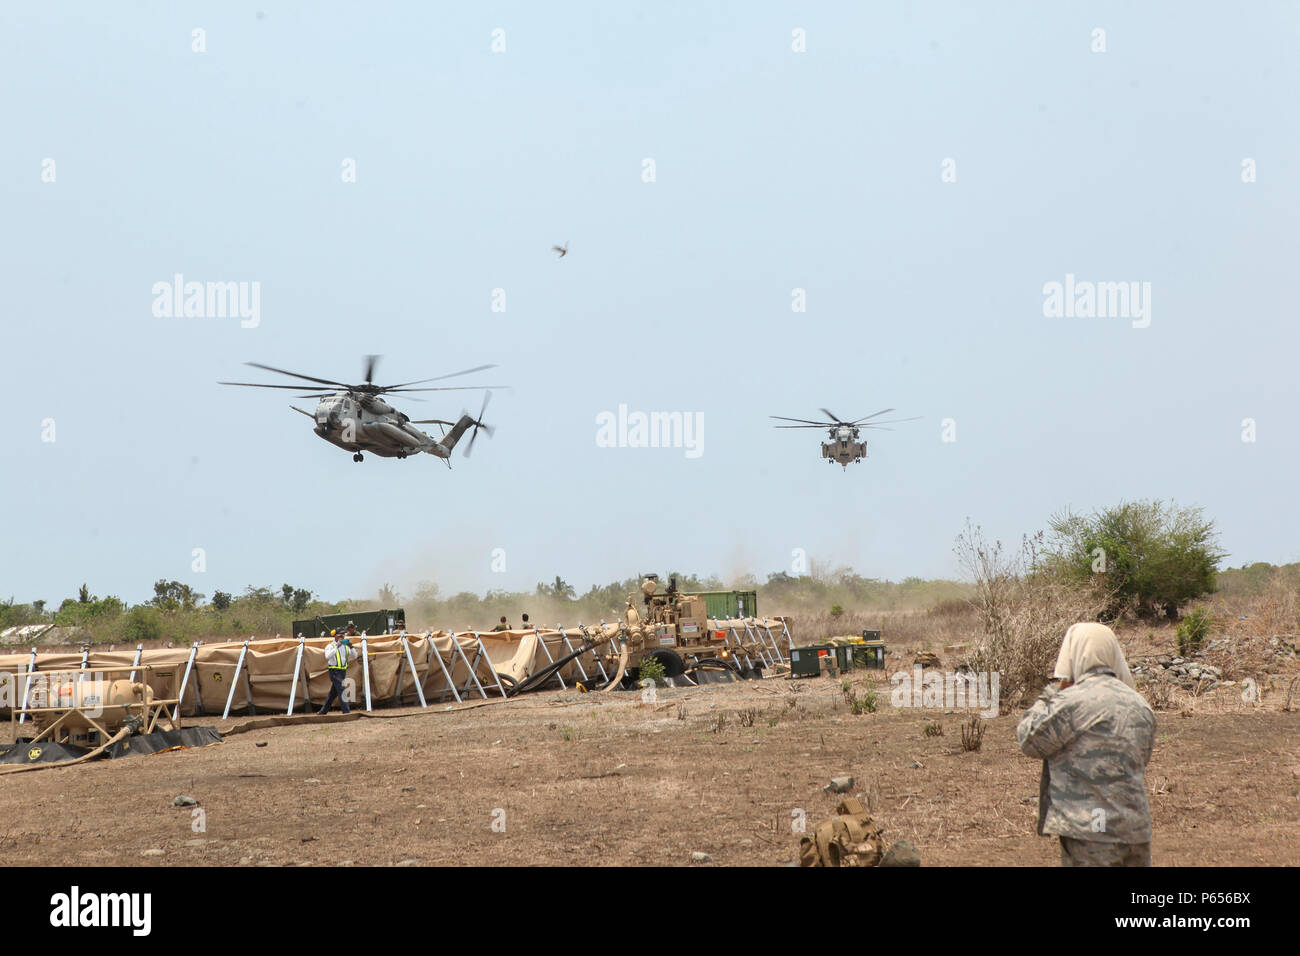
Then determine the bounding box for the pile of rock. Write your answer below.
[1131,654,1225,690]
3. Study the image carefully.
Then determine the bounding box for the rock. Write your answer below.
[396,859,420,867]
[511,761,521,768]
[825,775,855,793]
[909,761,922,769]
[256,741,268,748]
[880,839,921,867]
[401,785,416,792]
[172,795,198,807]
[914,651,941,669]
[304,778,322,784]
[1172,657,1185,665]
[690,851,712,863]
[141,848,165,857]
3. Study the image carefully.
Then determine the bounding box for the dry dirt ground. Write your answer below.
[1,668,1297,867]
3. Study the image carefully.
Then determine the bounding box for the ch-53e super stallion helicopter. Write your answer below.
[219,356,501,464]
[771,407,920,469]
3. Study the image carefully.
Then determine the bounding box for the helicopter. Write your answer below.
[219,356,502,464]
[771,408,920,468]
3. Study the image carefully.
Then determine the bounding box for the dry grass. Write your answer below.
[960,716,986,752]
[956,523,1111,706]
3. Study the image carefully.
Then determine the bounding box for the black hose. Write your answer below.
[510,639,609,696]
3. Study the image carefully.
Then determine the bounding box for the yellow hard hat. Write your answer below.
[330,629,337,636]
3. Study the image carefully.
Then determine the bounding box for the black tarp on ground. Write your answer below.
[686,667,744,685]
[0,740,92,764]
[102,726,222,758]
[0,727,221,765]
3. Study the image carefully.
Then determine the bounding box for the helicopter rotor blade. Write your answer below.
[463,390,494,458]
[288,405,315,419]
[849,408,896,424]
[244,362,351,389]
[384,384,508,393]
[363,354,380,385]
[818,408,847,424]
[770,415,834,426]
[220,381,334,390]
[773,424,836,429]
[385,364,499,390]
[859,416,922,427]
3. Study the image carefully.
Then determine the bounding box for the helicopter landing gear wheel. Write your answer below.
[353,453,363,462]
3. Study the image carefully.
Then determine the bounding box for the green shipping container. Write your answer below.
[292,608,406,638]
[694,590,759,620]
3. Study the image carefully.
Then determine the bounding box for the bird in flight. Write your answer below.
[552,241,568,258]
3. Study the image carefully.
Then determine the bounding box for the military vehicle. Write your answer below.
[614,575,777,682]
[771,407,919,468]
[220,356,502,464]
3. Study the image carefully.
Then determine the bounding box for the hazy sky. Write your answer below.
[3,2,1298,606]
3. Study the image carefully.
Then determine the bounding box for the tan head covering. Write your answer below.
[1053,622,1135,688]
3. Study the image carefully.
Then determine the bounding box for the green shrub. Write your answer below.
[1176,608,1212,656]
[852,687,878,714]
[638,655,666,686]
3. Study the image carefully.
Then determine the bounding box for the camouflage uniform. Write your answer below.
[1016,668,1156,866]
[1059,836,1150,867]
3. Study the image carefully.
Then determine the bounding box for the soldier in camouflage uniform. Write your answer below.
[1017,622,1156,867]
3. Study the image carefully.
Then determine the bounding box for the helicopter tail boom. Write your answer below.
[430,414,477,458]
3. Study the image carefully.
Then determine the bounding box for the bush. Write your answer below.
[1176,608,1212,656]
[956,521,1111,706]
[638,655,666,687]
[830,604,844,618]
[851,686,878,714]
[1046,499,1224,620]
[122,606,163,644]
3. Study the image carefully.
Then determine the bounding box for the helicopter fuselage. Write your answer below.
[312,392,471,460]
[821,425,867,468]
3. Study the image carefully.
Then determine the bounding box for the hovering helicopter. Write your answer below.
[219,356,502,465]
[771,408,920,468]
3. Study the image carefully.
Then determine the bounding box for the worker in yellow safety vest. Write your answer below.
[318,634,359,715]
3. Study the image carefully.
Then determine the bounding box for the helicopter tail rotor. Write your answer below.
[463,391,494,458]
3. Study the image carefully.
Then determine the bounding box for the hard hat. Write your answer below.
[330,629,337,636]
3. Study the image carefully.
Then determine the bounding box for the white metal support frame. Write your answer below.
[470,631,509,698]
[776,618,797,660]
[400,633,428,708]
[532,627,567,690]
[127,643,144,682]
[286,635,306,715]
[577,622,611,684]
[759,618,787,664]
[17,647,36,725]
[742,619,774,667]
[222,640,250,720]
[360,636,373,711]
[426,632,462,704]
[452,632,489,700]
[177,643,202,714]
